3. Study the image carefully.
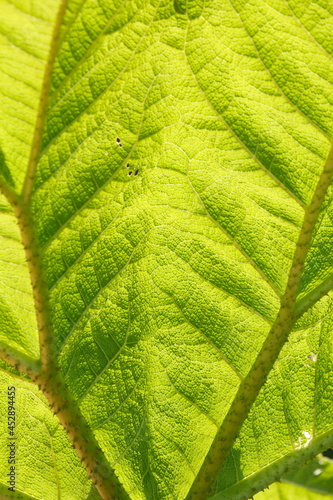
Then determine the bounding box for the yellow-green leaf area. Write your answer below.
[1,0,333,499]
[0,194,38,359]
[0,371,95,499]
[0,0,59,189]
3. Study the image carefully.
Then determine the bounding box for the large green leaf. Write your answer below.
[1,0,333,499]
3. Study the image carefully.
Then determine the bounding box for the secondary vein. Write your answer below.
[186,143,333,500]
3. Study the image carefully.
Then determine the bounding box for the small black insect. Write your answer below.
[126,163,130,168]
[116,137,122,147]
[128,171,133,176]
[134,169,139,176]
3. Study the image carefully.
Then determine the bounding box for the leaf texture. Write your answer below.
[0,371,95,498]
[0,194,38,360]
[210,295,333,499]
[0,0,59,189]
[0,0,333,499]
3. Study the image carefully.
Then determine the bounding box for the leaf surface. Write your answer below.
[0,0,333,499]
[254,482,333,500]
[0,0,59,189]
[0,193,38,360]
[0,370,95,499]
[283,455,333,496]
[209,296,333,499]
[253,456,333,500]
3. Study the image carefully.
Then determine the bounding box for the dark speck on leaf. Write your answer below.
[134,169,139,176]
[128,171,133,176]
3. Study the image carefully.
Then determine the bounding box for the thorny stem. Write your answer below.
[36,368,130,500]
[21,0,68,202]
[0,193,130,500]
[294,273,333,319]
[186,144,333,500]
[15,202,55,371]
[0,0,130,497]
[0,341,40,381]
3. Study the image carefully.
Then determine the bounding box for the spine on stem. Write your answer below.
[186,145,333,500]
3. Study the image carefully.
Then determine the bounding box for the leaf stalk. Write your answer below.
[36,367,131,500]
[294,273,333,318]
[0,341,40,380]
[22,0,68,202]
[186,144,333,500]
[0,0,131,496]
[7,192,128,498]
